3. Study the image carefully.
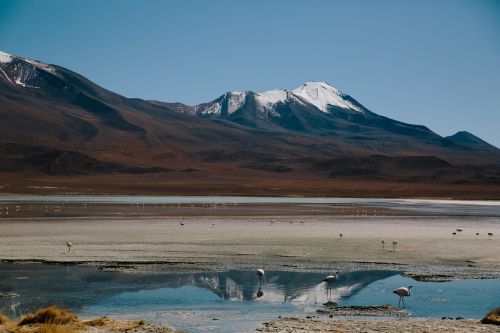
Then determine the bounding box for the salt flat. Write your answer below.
[0,213,498,278]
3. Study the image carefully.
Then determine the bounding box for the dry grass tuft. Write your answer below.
[18,306,78,326]
[0,313,10,324]
[481,307,500,325]
[38,324,77,333]
[1,306,173,332]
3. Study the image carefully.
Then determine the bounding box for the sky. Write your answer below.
[1,0,499,146]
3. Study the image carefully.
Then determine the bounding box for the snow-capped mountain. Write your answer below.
[191,81,363,119]
[173,81,441,137]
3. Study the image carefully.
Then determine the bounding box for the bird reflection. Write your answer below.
[256,286,264,298]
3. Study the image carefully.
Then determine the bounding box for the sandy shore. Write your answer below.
[0,212,499,278]
[257,317,500,333]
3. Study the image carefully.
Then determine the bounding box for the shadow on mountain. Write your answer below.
[0,143,168,175]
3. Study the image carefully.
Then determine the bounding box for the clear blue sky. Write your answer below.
[1,0,499,146]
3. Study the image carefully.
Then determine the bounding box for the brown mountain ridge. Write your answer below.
[0,51,499,197]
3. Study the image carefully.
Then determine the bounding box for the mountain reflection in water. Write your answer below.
[0,262,396,318]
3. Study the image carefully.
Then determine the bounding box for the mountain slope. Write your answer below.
[445,131,496,150]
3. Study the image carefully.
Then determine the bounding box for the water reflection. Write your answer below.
[0,263,396,317]
[1,262,499,325]
[181,270,397,305]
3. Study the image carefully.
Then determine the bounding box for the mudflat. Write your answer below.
[0,207,499,278]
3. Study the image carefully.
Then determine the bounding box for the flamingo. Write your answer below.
[488,232,493,239]
[393,285,413,307]
[66,242,72,253]
[339,233,343,239]
[392,240,398,252]
[257,268,265,284]
[323,271,339,300]
[475,232,479,238]
[323,271,340,283]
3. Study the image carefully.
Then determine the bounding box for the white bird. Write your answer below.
[392,240,398,252]
[66,242,72,253]
[381,240,386,249]
[393,285,413,307]
[323,271,340,283]
[257,268,265,284]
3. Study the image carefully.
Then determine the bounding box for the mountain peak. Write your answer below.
[302,81,338,90]
[445,131,496,149]
[292,81,362,113]
[0,51,14,63]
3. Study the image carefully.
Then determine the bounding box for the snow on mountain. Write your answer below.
[197,102,221,116]
[292,81,362,113]
[0,51,13,63]
[194,81,363,117]
[25,58,59,76]
[0,50,61,88]
[227,91,247,114]
[255,89,288,107]
[194,91,248,116]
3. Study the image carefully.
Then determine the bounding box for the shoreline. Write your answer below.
[1,259,500,281]
[257,316,500,333]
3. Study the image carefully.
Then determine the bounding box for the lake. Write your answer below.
[0,263,498,332]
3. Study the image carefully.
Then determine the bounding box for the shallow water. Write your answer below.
[0,263,498,332]
[1,195,500,216]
